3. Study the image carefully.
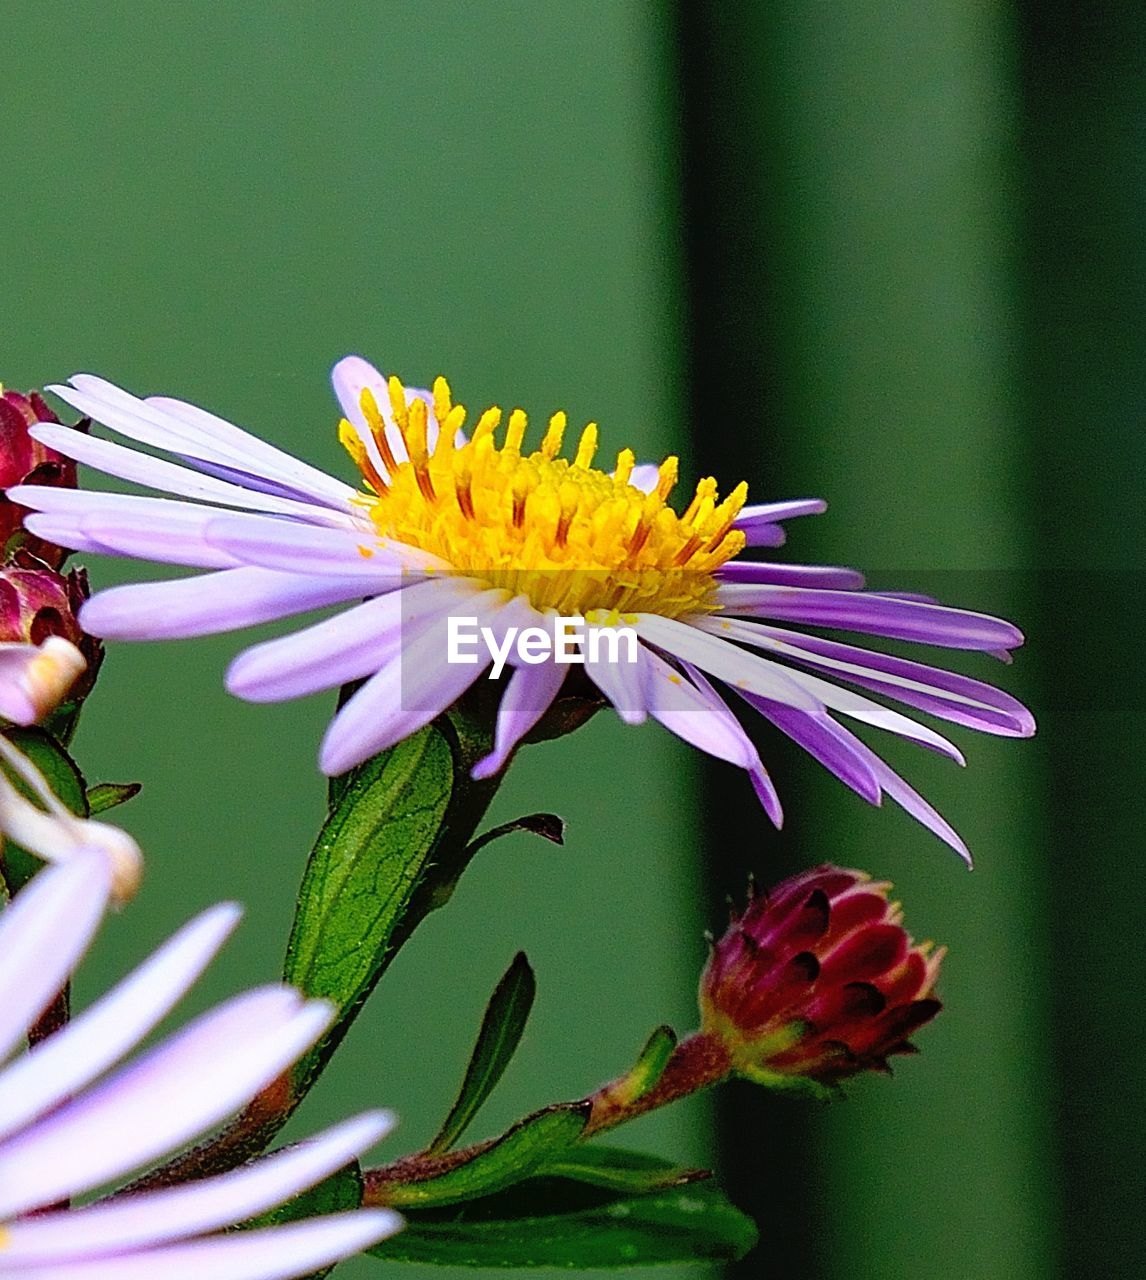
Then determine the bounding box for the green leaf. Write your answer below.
[380,1105,588,1209]
[429,952,537,1154]
[0,728,87,895]
[369,1164,758,1268]
[245,1162,363,1280]
[283,727,453,1090]
[623,1026,677,1103]
[538,1145,709,1193]
[86,781,142,814]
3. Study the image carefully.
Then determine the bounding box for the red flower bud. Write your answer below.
[700,865,943,1090]
[0,388,86,567]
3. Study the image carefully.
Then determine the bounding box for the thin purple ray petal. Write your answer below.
[0,858,111,1062]
[80,568,391,641]
[717,561,866,589]
[5,1112,394,1262]
[714,583,1025,651]
[472,657,567,780]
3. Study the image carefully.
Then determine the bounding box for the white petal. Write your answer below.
[0,904,241,1144]
[80,568,390,641]
[4,1112,395,1262]
[6,1211,402,1280]
[147,393,359,509]
[28,424,350,525]
[0,858,110,1062]
[225,579,466,703]
[202,511,446,576]
[638,647,754,765]
[0,989,332,1214]
[632,614,820,712]
[318,589,508,775]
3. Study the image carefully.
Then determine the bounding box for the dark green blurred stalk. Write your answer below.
[676,4,1061,1278]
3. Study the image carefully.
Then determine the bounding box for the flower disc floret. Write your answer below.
[341,376,747,618]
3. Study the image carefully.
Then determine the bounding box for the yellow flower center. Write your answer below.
[339,375,747,618]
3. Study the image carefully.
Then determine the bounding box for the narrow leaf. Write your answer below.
[539,1145,709,1193]
[369,1166,758,1268]
[624,1025,677,1103]
[86,781,142,814]
[381,1105,588,1209]
[284,727,453,1091]
[430,953,537,1154]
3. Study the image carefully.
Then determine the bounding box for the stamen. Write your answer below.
[386,375,409,431]
[454,456,475,520]
[339,419,388,495]
[683,477,717,524]
[512,469,536,527]
[573,422,598,469]
[703,481,749,550]
[433,403,466,458]
[540,412,566,459]
[655,456,679,501]
[405,399,436,502]
[628,492,662,557]
[470,407,502,447]
[505,408,528,454]
[359,388,400,475]
[433,375,452,424]
[344,374,747,620]
[555,481,579,547]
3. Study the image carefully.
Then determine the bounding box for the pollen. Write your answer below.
[339,376,748,617]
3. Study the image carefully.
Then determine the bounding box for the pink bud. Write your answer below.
[700,865,943,1088]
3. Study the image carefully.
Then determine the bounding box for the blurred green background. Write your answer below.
[2,2,1141,1278]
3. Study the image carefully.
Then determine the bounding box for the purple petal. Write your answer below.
[226,580,463,703]
[80,568,390,641]
[716,561,866,590]
[472,658,567,780]
[0,904,240,1145]
[714,583,1025,651]
[318,590,509,775]
[0,858,111,1062]
[0,989,333,1214]
[6,1112,394,1261]
[146,392,357,510]
[202,511,444,576]
[585,645,647,724]
[29,423,343,524]
[13,1211,401,1279]
[632,615,820,712]
[678,661,784,826]
[739,692,883,805]
[733,499,826,547]
[700,617,1034,737]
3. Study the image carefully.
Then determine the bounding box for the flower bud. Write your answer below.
[0,387,85,567]
[700,865,943,1090]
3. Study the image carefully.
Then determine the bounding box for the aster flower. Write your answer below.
[0,855,401,1277]
[699,864,942,1090]
[11,359,1033,858]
